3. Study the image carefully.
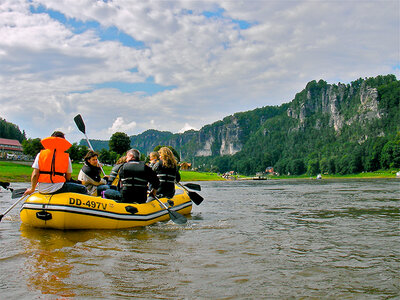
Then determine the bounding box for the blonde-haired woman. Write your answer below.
[152,147,181,198]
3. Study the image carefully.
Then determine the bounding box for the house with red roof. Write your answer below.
[0,138,23,153]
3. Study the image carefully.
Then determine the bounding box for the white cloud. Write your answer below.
[179,123,198,133]
[0,0,398,143]
[108,117,137,135]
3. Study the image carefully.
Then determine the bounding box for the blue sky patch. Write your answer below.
[29,4,144,48]
[202,7,253,30]
[202,8,224,18]
[232,19,253,30]
[94,77,176,95]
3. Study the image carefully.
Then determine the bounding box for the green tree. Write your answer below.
[363,138,387,171]
[307,159,320,176]
[290,159,306,175]
[319,157,329,174]
[98,149,119,165]
[0,118,26,142]
[67,143,88,162]
[109,132,131,155]
[339,151,363,174]
[22,138,43,157]
[380,135,400,168]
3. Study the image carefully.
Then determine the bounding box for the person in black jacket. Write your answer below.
[107,155,126,187]
[119,149,159,203]
[152,147,180,199]
[78,150,109,196]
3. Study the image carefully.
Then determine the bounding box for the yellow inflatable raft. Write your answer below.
[20,186,192,230]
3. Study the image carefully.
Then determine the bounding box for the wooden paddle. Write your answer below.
[0,193,29,222]
[154,195,187,225]
[183,183,201,191]
[0,181,10,189]
[0,182,26,198]
[74,114,106,176]
[176,181,203,205]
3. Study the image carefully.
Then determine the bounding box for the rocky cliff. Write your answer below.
[286,80,382,133]
[85,75,398,174]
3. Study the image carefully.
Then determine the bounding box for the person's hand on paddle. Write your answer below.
[23,187,35,195]
[24,168,39,196]
[149,188,157,198]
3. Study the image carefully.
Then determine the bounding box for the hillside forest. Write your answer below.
[2,74,399,176]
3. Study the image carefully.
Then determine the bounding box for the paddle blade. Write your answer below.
[168,210,187,224]
[0,181,10,189]
[184,183,201,191]
[74,114,86,134]
[12,188,26,199]
[188,191,203,205]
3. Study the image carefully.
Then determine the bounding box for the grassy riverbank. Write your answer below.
[0,160,398,183]
[0,161,225,182]
[270,170,398,179]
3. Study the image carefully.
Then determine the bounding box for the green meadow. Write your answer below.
[0,161,397,183]
[0,161,225,183]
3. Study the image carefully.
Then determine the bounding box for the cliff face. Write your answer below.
[286,80,382,133]
[195,117,242,157]
[85,75,398,167]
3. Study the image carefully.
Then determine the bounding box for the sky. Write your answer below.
[1,0,399,143]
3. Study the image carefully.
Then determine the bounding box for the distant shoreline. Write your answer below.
[0,160,398,183]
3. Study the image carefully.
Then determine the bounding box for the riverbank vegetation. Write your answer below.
[0,161,397,183]
[1,75,399,178]
[0,161,225,183]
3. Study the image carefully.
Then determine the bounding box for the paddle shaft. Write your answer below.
[0,194,29,222]
[154,196,187,224]
[83,132,106,176]
[74,114,106,176]
[0,182,26,198]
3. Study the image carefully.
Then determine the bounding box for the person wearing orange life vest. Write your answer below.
[24,131,87,195]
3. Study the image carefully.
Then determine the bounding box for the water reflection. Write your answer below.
[19,222,188,298]
[20,225,98,298]
[1,180,398,299]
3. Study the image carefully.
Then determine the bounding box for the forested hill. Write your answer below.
[84,74,399,175]
[0,118,26,142]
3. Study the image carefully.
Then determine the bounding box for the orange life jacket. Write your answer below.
[37,137,72,183]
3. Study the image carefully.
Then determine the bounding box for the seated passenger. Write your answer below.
[148,151,160,168]
[78,150,109,196]
[24,131,87,196]
[152,147,181,199]
[102,156,126,201]
[107,155,126,188]
[119,149,159,204]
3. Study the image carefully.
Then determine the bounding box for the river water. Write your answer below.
[0,179,399,299]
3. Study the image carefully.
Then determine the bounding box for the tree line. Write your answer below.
[193,75,400,175]
[0,118,26,142]
[21,131,181,166]
[4,74,400,176]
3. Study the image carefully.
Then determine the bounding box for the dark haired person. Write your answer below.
[24,131,87,195]
[119,149,159,203]
[78,150,110,196]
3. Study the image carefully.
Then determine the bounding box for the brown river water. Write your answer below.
[0,179,399,299]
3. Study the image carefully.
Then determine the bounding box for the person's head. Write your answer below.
[149,151,159,162]
[84,150,99,166]
[51,131,65,138]
[116,155,126,164]
[158,147,177,168]
[126,149,140,162]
